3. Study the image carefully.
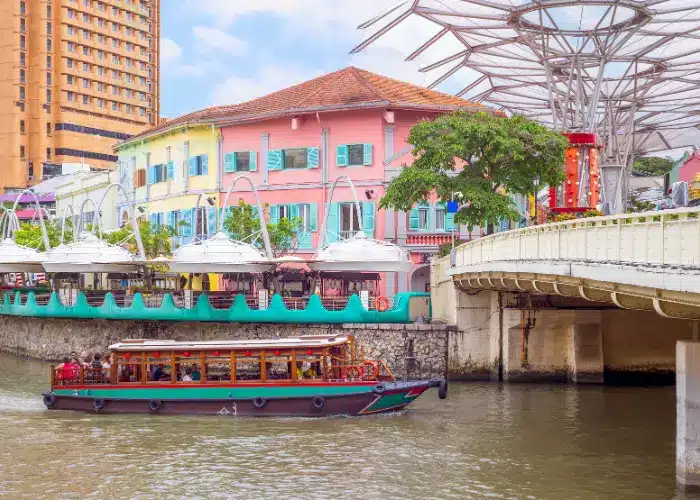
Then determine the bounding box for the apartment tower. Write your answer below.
[0,0,160,191]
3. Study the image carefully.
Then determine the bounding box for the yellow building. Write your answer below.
[0,0,160,192]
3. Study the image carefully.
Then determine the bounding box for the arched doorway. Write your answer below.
[410,265,430,293]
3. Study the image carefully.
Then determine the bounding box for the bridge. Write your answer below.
[431,207,700,488]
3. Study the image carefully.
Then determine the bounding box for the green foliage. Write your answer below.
[626,193,657,213]
[551,213,577,223]
[632,156,674,177]
[437,240,466,258]
[583,209,603,218]
[379,111,568,230]
[103,220,176,258]
[222,200,302,258]
[14,219,72,251]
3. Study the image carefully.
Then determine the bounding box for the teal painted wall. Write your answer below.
[1,292,428,324]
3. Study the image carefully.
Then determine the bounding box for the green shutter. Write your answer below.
[180,209,192,237]
[363,144,373,166]
[249,151,257,172]
[268,149,283,171]
[309,203,318,231]
[269,205,279,224]
[187,157,197,176]
[336,145,348,167]
[224,153,236,173]
[445,211,455,231]
[307,147,319,168]
[325,202,339,244]
[207,206,217,236]
[167,161,174,180]
[200,154,209,175]
[362,202,375,238]
[409,208,420,230]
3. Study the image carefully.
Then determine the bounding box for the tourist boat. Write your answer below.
[43,335,447,417]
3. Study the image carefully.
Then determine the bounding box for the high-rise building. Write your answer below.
[0,0,160,192]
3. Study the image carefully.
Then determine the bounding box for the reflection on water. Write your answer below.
[0,353,695,499]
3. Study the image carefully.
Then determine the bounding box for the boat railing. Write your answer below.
[51,366,110,386]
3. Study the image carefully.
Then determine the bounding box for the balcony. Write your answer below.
[406,233,452,247]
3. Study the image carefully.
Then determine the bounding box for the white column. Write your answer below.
[677,341,700,489]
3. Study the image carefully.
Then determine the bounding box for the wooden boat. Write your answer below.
[43,335,447,417]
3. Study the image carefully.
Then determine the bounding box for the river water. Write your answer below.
[0,353,695,500]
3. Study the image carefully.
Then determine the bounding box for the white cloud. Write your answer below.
[160,37,183,69]
[192,26,248,56]
[210,65,324,105]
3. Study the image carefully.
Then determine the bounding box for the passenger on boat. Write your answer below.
[152,364,168,381]
[190,364,201,381]
[101,353,112,372]
[56,356,79,382]
[181,368,194,382]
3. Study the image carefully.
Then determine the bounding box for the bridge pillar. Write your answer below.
[677,341,700,490]
[570,311,604,384]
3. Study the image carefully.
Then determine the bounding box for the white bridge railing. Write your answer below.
[452,208,700,269]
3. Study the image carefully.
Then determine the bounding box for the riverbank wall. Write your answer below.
[0,316,451,380]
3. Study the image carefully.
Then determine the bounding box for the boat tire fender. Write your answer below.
[312,396,325,409]
[253,397,267,409]
[93,399,106,411]
[373,383,386,395]
[43,393,57,408]
[149,399,162,413]
[438,380,448,400]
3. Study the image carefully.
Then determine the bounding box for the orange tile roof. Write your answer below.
[119,67,492,147]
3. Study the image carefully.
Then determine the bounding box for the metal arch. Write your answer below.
[57,205,76,244]
[77,198,102,237]
[9,190,51,250]
[191,193,212,245]
[219,175,274,260]
[94,183,146,260]
[0,207,21,240]
[315,176,366,252]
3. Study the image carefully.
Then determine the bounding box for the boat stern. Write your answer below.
[358,378,447,415]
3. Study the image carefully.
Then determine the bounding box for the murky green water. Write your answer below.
[0,353,694,499]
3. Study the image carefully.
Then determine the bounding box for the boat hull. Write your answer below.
[43,380,443,417]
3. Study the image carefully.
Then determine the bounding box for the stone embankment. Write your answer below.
[0,317,452,380]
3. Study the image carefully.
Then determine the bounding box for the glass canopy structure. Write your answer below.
[353,0,700,211]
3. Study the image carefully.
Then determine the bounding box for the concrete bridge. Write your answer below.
[431,207,700,488]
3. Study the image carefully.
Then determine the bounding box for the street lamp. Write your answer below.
[533,175,541,225]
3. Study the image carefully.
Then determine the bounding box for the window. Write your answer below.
[47,122,52,135]
[299,204,311,232]
[97,98,103,107]
[47,39,52,51]
[284,148,308,169]
[67,58,73,68]
[418,206,429,230]
[235,151,250,171]
[20,1,26,15]
[409,203,430,231]
[20,120,25,134]
[83,78,89,88]
[83,62,90,72]
[337,143,373,167]
[83,29,90,40]
[97,82,103,91]
[46,148,51,159]
[67,25,74,35]
[112,101,117,110]
[68,9,74,18]
[47,5,51,16]
[224,151,258,173]
[67,41,75,52]
[20,145,25,160]
[47,89,52,102]
[46,22,51,35]
[82,95,89,105]
[278,205,289,220]
[20,18,26,33]
[19,86,25,100]
[435,204,445,231]
[67,75,74,84]
[20,52,25,66]
[47,55,52,69]
[19,69,25,83]
[46,73,51,85]
[133,169,146,187]
[82,46,89,56]
[340,203,362,237]
[67,91,74,101]
[82,13,89,22]
[20,35,25,50]
[151,163,169,183]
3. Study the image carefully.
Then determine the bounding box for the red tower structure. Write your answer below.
[549,133,601,213]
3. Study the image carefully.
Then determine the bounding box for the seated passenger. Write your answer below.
[190,364,201,381]
[152,364,168,381]
[182,368,194,382]
[56,356,76,382]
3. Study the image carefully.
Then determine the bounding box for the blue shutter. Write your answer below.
[187,157,197,176]
[269,205,279,224]
[249,151,257,172]
[207,206,217,236]
[268,149,283,171]
[148,213,156,226]
[336,145,348,167]
[146,166,153,185]
[409,208,420,230]
[167,161,174,180]
[167,210,175,229]
[309,203,318,231]
[445,212,455,231]
[324,203,339,244]
[362,202,375,238]
[181,209,193,238]
[200,155,209,175]
[363,144,373,166]
[307,147,319,168]
[224,153,236,173]
[289,203,299,221]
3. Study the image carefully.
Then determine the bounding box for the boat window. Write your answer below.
[203,351,231,382]
[294,348,324,381]
[116,352,145,383]
[146,352,172,382]
[234,350,261,381]
[265,350,292,381]
[173,351,201,382]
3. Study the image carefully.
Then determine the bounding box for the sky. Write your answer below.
[159,0,431,119]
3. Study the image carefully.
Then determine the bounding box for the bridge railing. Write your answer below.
[452,208,700,268]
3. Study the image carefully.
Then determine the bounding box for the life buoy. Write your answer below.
[253,397,267,409]
[363,361,380,379]
[312,396,325,409]
[373,383,386,395]
[148,399,162,413]
[375,296,390,312]
[345,366,364,379]
[93,399,106,411]
[43,393,56,408]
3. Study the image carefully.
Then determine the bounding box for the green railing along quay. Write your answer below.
[0,292,430,324]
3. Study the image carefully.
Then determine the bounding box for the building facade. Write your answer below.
[0,0,160,192]
[114,67,495,295]
[54,165,120,231]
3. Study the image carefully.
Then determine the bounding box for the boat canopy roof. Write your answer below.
[109,335,351,352]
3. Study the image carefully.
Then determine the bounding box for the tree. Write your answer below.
[222,200,302,258]
[14,219,73,251]
[103,220,177,259]
[632,156,674,177]
[379,111,568,231]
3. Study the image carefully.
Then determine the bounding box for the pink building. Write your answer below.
[208,67,492,296]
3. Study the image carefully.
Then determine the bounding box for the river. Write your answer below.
[0,352,695,500]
